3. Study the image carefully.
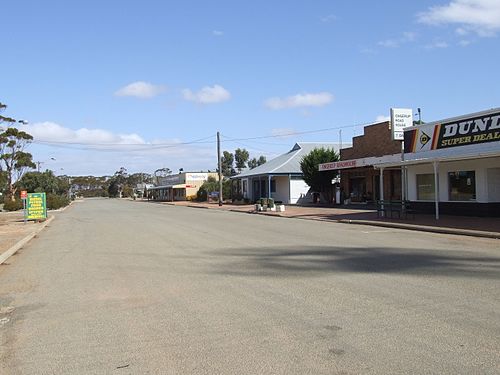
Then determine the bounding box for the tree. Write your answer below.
[17,170,70,209]
[0,127,36,200]
[234,148,249,172]
[18,170,61,194]
[127,172,153,187]
[196,176,218,201]
[0,102,16,126]
[0,170,6,192]
[108,179,120,198]
[221,151,234,176]
[248,155,267,169]
[300,147,339,203]
[71,175,109,197]
[108,167,128,197]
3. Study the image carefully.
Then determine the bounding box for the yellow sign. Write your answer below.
[26,192,47,220]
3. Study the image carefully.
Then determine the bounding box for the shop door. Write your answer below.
[349,177,366,202]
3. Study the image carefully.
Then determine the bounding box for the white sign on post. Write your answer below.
[390,108,413,141]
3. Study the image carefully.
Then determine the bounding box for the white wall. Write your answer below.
[290,178,310,204]
[270,176,289,203]
[487,168,500,202]
[407,156,500,203]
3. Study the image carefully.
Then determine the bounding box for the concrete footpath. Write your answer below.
[156,200,500,239]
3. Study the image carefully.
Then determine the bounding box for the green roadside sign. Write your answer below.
[26,192,47,220]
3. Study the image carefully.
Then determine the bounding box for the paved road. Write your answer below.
[0,199,499,374]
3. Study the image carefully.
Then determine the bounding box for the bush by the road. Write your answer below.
[1,194,69,211]
[46,193,70,210]
[2,198,23,211]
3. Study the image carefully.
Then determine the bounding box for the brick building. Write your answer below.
[322,121,403,203]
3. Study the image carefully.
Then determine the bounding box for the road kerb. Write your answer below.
[337,219,500,239]
[0,215,55,265]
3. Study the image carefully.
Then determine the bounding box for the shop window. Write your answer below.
[416,174,435,200]
[448,171,476,201]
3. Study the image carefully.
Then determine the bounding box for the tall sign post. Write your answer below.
[217,132,223,206]
[21,190,28,224]
[26,192,47,221]
[391,108,413,205]
[390,108,413,141]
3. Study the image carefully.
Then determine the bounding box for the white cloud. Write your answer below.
[321,14,337,23]
[213,30,224,36]
[425,41,449,49]
[378,39,400,48]
[182,85,231,104]
[20,121,146,145]
[378,31,417,48]
[114,81,166,98]
[375,115,390,122]
[418,0,500,36]
[458,39,472,46]
[19,122,215,175]
[264,92,334,110]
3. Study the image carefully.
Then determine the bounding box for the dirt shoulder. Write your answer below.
[0,211,49,257]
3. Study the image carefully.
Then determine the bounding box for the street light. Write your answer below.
[36,157,57,172]
[60,167,71,199]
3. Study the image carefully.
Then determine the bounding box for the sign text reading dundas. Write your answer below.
[440,113,500,147]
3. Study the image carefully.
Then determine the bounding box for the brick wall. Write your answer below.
[341,121,402,160]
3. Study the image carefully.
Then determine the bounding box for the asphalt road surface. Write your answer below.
[1,199,499,374]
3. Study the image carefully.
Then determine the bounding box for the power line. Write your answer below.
[219,136,281,155]
[28,118,376,154]
[220,121,370,142]
[31,134,216,152]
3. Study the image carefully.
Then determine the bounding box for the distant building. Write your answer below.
[147,172,219,201]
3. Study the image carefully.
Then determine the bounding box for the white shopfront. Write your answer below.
[375,108,500,218]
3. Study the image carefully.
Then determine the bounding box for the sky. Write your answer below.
[1,0,500,176]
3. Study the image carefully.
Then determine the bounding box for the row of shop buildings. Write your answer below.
[147,107,500,217]
[318,107,500,217]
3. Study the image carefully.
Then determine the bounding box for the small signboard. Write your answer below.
[390,108,413,141]
[26,192,47,220]
[21,190,27,199]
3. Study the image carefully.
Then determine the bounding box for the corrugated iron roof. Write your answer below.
[233,142,343,178]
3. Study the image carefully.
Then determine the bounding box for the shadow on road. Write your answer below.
[209,246,500,279]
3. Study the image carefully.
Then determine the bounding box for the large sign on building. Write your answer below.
[26,192,47,220]
[391,108,413,141]
[404,110,500,153]
[319,154,402,171]
[186,173,208,181]
[319,160,357,171]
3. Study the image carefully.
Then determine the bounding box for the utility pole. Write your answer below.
[217,131,223,206]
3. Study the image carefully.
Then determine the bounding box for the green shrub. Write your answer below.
[46,194,70,210]
[3,198,23,211]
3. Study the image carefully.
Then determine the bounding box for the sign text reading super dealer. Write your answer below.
[405,111,500,153]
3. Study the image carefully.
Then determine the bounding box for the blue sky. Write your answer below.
[2,0,500,176]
